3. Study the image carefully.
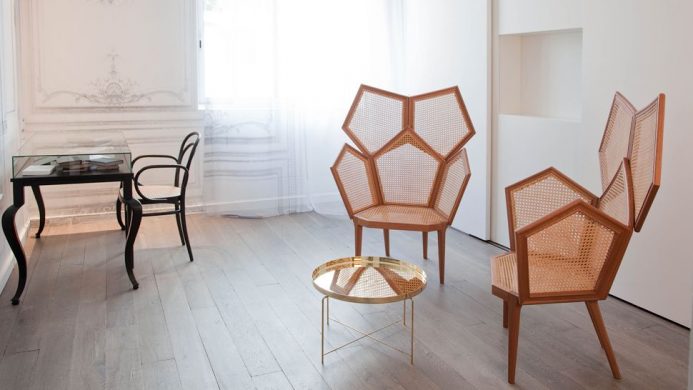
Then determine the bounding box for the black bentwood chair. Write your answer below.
[117,132,200,261]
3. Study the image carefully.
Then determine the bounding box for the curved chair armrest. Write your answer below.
[133,164,189,202]
[131,154,179,167]
[505,167,597,249]
[331,144,379,217]
[513,199,631,303]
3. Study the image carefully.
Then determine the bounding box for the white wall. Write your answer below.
[0,0,30,291]
[17,0,204,217]
[581,0,693,327]
[491,0,583,246]
[402,0,491,239]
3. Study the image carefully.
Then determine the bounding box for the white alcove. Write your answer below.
[499,29,582,121]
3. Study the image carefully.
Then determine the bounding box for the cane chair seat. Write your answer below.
[121,185,181,201]
[492,251,604,299]
[491,252,518,295]
[354,205,448,230]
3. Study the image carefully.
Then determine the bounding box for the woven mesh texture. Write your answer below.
[631,100,659,228]
[510,173,593,232]
[334,147,377,214]
[525,211,615,295]
[491,252,518,295]
[330,266,424,298]
[434,149,470,220]
[413,92,472,157]
[347,90,405,154]
[598,163,630,227]
[355,205,447,228]
[375,133,440,205]
[599,94,636,191]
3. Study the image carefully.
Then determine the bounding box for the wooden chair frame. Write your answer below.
[493,93,665,383]
[332,85,476,283]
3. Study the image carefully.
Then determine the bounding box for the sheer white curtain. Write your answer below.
[202,0,404,216]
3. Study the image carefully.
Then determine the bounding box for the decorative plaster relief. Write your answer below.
[42,53,185,107]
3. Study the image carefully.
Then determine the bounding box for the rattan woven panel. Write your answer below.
[355,205,447,227]
[492,252,518,295]
[375,132,441,205]
[434,148,470,220]
[630,96,663,231]
[331,267,424,298]
[598,162,631,227]
[412,89,474,158]
[510,172,593,233]
[525,211,615,295]
[599,93,636,192]
[333,146,378,214]
[344,88,407,155]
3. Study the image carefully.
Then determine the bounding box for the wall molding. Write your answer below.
[42,53,186,107]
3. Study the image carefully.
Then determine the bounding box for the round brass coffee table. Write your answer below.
[312,256,427,364]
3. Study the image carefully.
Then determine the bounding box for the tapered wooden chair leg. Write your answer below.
[383,229,390,256]
[437,229,446,284]
[354,222,363,257]
[586,301,622,379]
[507,298,522,384]
[422,232,428,259]
[585,301,605,350]
[503,300,509,328]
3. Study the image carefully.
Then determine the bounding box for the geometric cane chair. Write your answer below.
[116,131,200,262]
[491,93,665,383]
[332,85,475,283]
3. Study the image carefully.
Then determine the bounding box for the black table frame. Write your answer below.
[1,170,142,305]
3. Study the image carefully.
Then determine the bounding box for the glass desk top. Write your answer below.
[12,131,132,179]
[312,257,427,304]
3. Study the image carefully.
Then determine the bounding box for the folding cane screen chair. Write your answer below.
[331,85,476,283]
[491,93,665,383]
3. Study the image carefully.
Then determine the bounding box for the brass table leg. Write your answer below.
[321,296,416,365]
[410,298,414,364]
[403,299,406,326]
[321,296,328,364]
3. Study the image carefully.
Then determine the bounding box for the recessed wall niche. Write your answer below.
[499,29,582,121]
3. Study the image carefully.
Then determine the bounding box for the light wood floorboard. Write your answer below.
[0,212,686,389]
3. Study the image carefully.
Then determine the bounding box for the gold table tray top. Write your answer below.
[312,257,427,304]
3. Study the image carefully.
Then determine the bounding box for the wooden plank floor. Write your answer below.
[0,212,687,389]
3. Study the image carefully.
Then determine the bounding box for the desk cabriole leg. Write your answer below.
[31,186,45,238]
[124,199,142,290]
[3,205,26,305]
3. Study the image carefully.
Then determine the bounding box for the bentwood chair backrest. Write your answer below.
[175,132,200,187]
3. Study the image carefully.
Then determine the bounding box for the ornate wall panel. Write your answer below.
[26,0,194,110]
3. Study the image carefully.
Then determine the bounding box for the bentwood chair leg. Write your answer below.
[437,229,446,284]
[422,232,428,259]
[503,300,509,328]
[175,203,185,246]
[507,298,522,384]
[180,202,193,262]
[116,198,125,230]
[354,222,363,257]
[586,301,622,379]
[383,229,390,257]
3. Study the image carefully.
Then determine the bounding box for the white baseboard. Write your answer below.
[0,217,31,299]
